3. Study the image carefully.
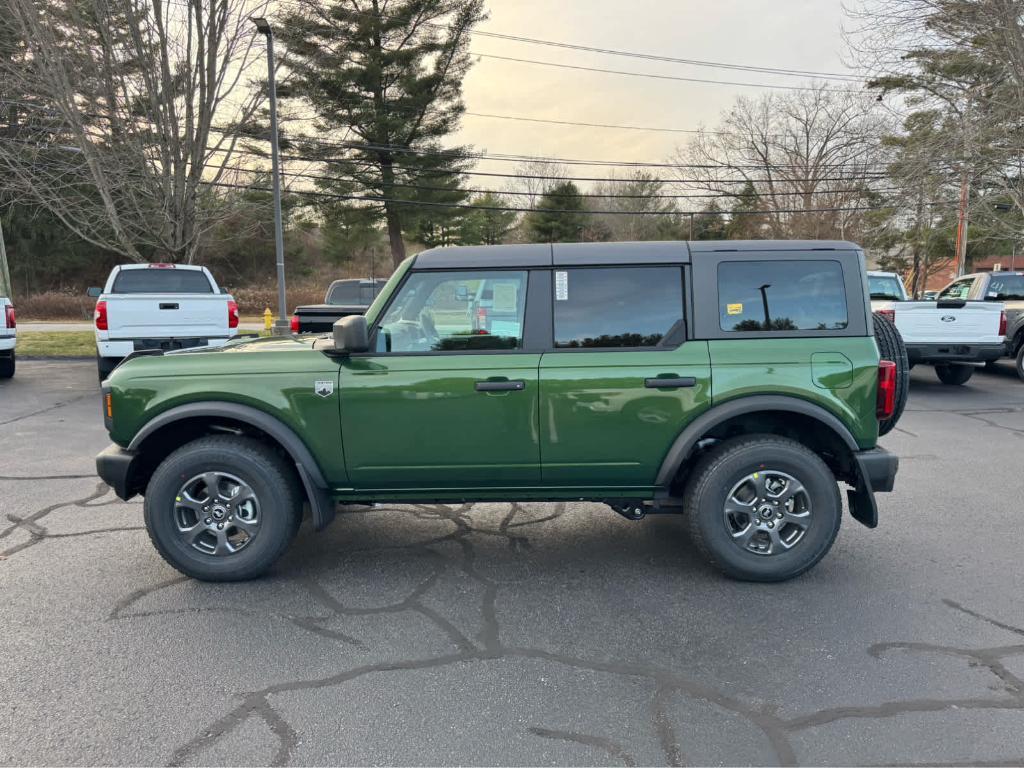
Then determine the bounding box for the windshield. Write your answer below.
[987,274,1024,300]
[868,275,904,300]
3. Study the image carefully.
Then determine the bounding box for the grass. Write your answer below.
[16,331,96,358]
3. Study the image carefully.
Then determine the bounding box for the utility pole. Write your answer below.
[251,17,289,335]
[953,170,970,278]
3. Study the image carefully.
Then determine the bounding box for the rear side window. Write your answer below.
[111,269,213,294]
[553,266,684,348]
[718,260,848,332]
[987,274,1024,300]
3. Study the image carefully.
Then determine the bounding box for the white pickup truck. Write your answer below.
[0,296,15,379]
[869,270,1006,385]
[89,264,239,381]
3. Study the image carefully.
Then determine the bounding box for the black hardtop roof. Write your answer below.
[410,240,863,269]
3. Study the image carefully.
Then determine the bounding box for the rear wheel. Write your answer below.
[684,435,842,582]
[872,313,908,436]
[144,435,303,581]
[0,351,14,379]
[1016,344,1024,382]
[935,363,974,385]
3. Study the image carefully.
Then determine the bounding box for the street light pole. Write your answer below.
[251,17,289,335]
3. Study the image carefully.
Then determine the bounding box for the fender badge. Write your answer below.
[314,380,334,398]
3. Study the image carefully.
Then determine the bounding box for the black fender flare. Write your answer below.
[129,402,336,530]
[655,395,861,488]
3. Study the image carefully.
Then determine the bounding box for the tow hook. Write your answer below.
[608,500,646,520]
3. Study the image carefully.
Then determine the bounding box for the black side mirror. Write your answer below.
[86,287,102,298]
[332,314,369,354]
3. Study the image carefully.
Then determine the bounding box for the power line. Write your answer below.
[460,28,863,82]
[208,177,905,216]
[472,53,867,94]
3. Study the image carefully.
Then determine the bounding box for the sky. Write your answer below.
[452,0,856,176]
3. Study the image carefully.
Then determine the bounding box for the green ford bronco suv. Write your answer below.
[96,240,903,583]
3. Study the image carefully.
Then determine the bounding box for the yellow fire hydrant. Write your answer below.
[263,307,274,331]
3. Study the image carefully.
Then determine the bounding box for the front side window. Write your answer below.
[938,278,974,301]
[718,260,848,332]
[553,266,684,348]
[374,270,527,353]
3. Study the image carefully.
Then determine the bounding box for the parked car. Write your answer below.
[934,271,1024,381]
[867,270,909,310]
[290,278,386,334]
[96,240,902,584]
[88,264,238,381]
[872,272,1006,385]
[0,296,15,378]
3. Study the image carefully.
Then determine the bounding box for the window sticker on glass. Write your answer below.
[491,282,518,312]
[727,303,743,315]
[555,270,569,301]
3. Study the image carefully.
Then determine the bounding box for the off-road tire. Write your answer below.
[0,351,14,379]
[684,435,842,582]
[144,435,303,581]
[935,363,974,386]
[1016,344,1024,383]
[872,313,908,436]
[97,354,119,382]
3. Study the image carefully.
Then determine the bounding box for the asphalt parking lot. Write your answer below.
[2,360,1023,766]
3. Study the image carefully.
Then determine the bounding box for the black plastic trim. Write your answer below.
[655,395,861,486]
[96,443,138,500]
[645,377,696,389]
[906,343,1004,364]
[854,447,898,493]
[127,402,336,529]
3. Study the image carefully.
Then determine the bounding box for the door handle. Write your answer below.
[644,376,696,389]
[475,379,526,392]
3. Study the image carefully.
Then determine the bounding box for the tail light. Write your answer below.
[290,314,299,334]
[998,310,1007,337]
[227,300,239,329]
[94,300,108,331]
[4,305,14,329]
[474,306,488,334]
[876,308,895,323]
[877,360,897,420]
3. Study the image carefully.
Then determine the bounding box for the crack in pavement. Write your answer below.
[528,726,638,767]
[108,502,1021,767]
[0,392,94,426]
[0,481,115,557]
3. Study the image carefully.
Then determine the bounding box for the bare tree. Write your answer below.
[504,159,570,209]
[675,84,891,241]
[0,0,269,262]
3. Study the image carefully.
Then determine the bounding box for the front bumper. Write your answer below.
[96,444,140,501]
[906,342,1004,365]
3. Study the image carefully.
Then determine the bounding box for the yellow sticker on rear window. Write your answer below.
[727,303,743,315]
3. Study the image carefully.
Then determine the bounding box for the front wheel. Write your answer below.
[935,363,974,385]
[684,435,842,582]
[144,435,303,581]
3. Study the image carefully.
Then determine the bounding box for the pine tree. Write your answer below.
[278,0,486,268]
[458,193,517,245]
[527,182,589,243]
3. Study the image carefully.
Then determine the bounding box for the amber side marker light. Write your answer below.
[105,393,113,419]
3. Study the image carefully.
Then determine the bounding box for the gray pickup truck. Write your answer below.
[289,278,386,334]
[937,271,1024,380]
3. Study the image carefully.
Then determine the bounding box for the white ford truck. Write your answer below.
[89,264,239,381]
[0,296,15,379]
[869,270,1006,385]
